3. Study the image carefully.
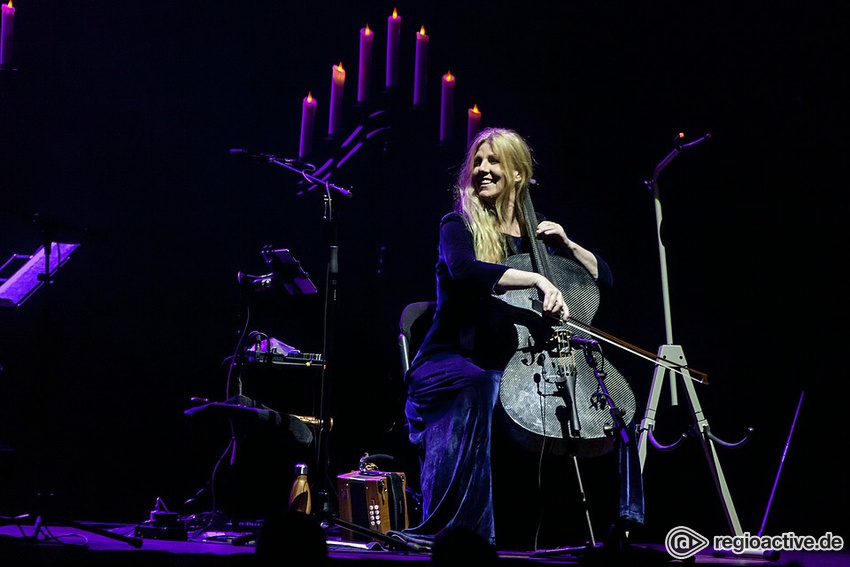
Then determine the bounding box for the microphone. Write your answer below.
[680,132,711,149]
[568,335,600,351]
[229,149,296,163]
[229,148,264,160]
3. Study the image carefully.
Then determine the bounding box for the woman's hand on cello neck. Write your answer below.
[536,220,600,281]
[536,220,570,249]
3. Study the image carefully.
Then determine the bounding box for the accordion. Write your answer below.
[336,470,409,539]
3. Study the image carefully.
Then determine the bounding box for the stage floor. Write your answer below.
[1,519,847,567]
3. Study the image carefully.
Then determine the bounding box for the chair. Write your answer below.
[397,301,437,375]
[393,301,437,526]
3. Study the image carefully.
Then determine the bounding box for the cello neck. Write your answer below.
[517,189,554,281]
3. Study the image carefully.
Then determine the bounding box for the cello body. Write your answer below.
[496,254,636,457]
[491,193,636,458]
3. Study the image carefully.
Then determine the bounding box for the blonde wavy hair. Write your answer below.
[454,127,535,263]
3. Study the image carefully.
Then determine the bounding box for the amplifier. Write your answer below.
[337,470,408,540]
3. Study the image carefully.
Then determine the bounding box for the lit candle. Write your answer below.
[440,71,455,143]
[357,25,373,104]
[299,92,317,159]
[413,26,429,106]
[0,1,14,68]
[328,62,345,137]
[385,8,401,89]
[467,104,482,148]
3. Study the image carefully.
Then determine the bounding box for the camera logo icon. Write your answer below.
[665,526,710,559]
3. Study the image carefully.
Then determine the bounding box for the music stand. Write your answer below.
[0,242,79,308]
[259,246,318,295]
[1,243,79,496]
[0,241,143,547]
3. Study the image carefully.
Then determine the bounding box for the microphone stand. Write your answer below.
[313,168,341,519]
[242,151,352,518]
[232,149,424,552]
[635,134,753,538]
[637,132,709,424]
[641,134,709,408]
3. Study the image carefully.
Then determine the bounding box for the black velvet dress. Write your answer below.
[399,212,613,547]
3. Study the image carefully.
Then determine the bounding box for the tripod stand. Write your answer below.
[635,134,752,537]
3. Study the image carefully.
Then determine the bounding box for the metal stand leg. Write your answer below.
[637,344,752,536]
[571,455,596,547]
[637,345,690,468]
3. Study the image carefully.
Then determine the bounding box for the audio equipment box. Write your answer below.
[336,470,408,540]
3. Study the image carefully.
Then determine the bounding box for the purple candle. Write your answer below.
[328,62,345,137]
[357,25,373,103]
[440,71,455,143]
[413,26,429,106]
[467,104,481,148]
[299,92,316,159]
[385,9,401,88]
[0,1,15,68]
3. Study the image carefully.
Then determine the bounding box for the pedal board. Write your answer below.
[134,512,188,541]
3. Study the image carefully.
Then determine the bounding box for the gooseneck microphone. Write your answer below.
[229,148,353,198]
[229,148,296,162]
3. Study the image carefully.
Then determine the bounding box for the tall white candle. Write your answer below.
[299,92,317,159]
[385,9,401,88]
[328,63,345,137]
[413,26,429,106]
[357,25,373,103]
[440,71,455,143]
[467,104,482,148]
[0,1,15,68]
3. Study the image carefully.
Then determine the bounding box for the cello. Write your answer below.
[493,187,636,458]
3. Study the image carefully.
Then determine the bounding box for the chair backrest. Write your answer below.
[398,301,437,374]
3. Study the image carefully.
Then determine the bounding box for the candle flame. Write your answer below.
[6,1,11,7]
[337,62,344,72]
[365,24,371,35]
[392,8,398,18]
[420,25,426,35]
[472,104,480,114]
[444,71,454,82]
[307,92,314,103]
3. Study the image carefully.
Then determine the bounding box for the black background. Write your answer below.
[1,0,846,550]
